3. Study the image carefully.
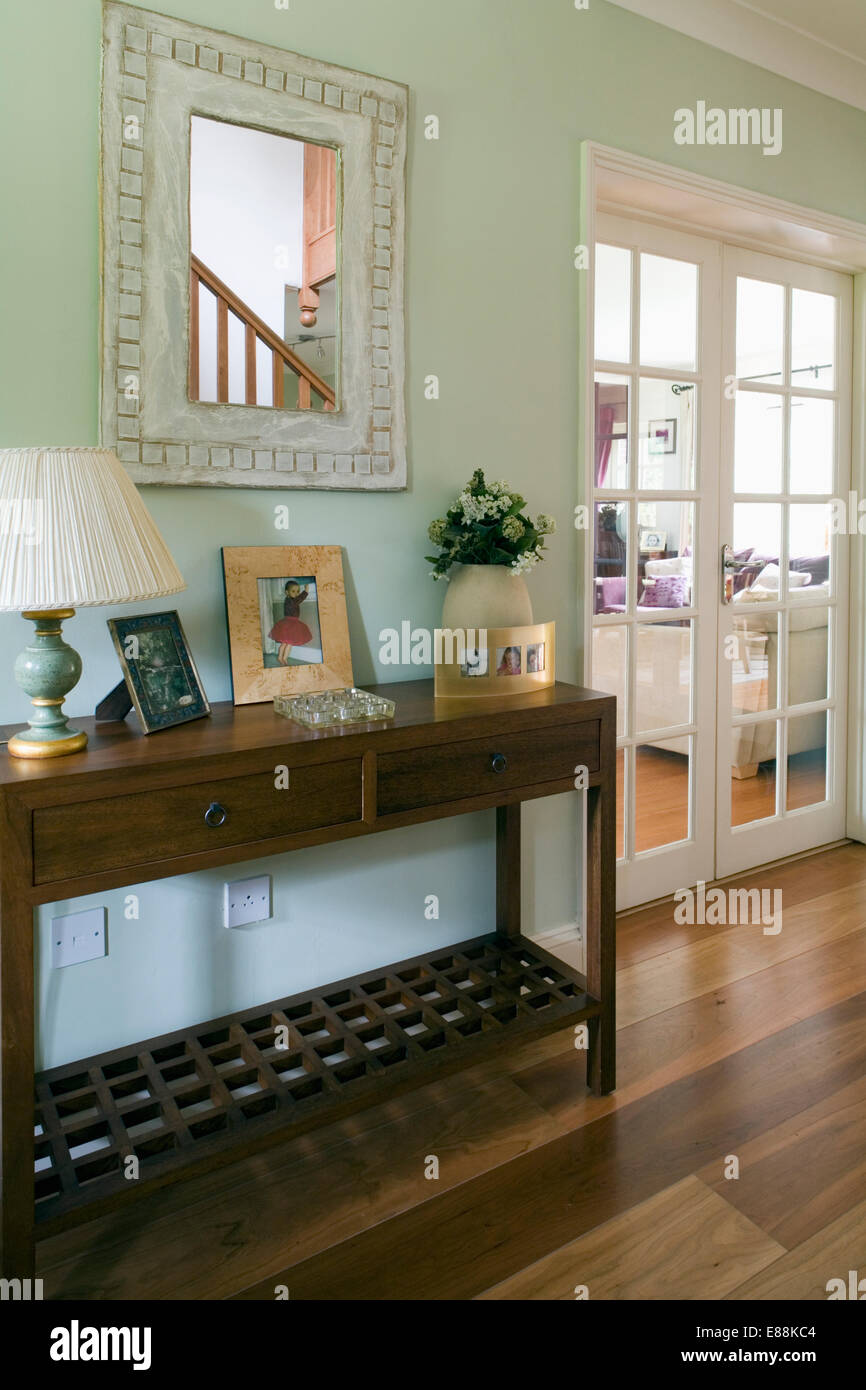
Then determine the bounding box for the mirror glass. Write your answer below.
[189,115,339,412]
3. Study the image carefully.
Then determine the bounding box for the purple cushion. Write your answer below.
[791,554,830,586]
[733,552,775,594]
[598,576,626,612]
[641,574,690,608]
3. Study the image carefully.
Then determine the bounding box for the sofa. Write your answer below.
[730,566,829,776]
[592,552,829,775]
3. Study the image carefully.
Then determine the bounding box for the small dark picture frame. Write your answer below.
[107,611,210,734]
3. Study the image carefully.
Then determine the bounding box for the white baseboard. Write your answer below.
[531,921,583,948]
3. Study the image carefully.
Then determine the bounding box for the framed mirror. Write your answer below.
[100,3,408,490]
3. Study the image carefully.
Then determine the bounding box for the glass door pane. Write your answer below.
[638,379,696,489]
[736,277,784,383]
[734,391,783,493]
[640,254,697,371]
[791,289,835,388]
[594,243,632,363]
[594,375,629,489]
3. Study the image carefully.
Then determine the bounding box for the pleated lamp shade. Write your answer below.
[0,447,185,610]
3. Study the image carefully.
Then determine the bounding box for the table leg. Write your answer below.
[586,708,616,1095]
[0,884,35,1278]
[496,802,521,937]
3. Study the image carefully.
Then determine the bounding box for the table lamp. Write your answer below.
[0,447,185,759]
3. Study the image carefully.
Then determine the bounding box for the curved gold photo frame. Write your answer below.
[434,621,555,698]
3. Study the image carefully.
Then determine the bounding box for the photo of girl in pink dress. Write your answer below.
[269,580,313,665]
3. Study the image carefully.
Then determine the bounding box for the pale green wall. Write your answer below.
[2,0,865,1066]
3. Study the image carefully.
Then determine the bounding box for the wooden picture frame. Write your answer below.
[222,545,353,705]
[107,610,211,733]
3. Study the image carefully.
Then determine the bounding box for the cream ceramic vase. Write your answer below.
[440,563,534,630]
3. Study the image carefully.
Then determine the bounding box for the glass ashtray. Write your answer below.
[274,687,396,729]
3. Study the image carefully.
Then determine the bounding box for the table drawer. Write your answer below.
[33,758,363,884]
[377,721,600,816]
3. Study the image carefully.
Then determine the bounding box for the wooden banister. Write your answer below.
[189,253,335,410]
[188,263,200,399]
[299,143,337,328]
[216,295,229,404]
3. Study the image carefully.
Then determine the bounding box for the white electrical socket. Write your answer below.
[224,875,272,929]
[52,908,107,969]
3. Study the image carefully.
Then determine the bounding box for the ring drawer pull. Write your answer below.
[204,801,228,828]
[491,753,508,774]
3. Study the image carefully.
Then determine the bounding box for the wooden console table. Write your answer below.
[0,679,615,1279]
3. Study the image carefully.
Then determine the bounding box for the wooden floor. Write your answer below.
[37,842,866,1301]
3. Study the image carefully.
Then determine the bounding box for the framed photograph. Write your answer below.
[107,611,210,734]
[496,646,523,677]
[526,642,546,673]
[435,622,555,699]
[640,529,667,552]
[460,645,489,678]
[222,545,353,705]
[648,418,677,454]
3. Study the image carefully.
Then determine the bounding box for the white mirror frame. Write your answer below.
[100,3,407,490]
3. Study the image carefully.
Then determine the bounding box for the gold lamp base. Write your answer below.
[8,727,89,759]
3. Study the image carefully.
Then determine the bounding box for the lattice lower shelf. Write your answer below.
[35,932,599,1229]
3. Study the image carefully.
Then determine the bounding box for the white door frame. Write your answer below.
[579,142,866,901]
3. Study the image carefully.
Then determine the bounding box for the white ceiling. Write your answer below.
[605,0,866,111]
[738,0,866,61]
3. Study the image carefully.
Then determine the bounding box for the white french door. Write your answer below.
[591,216,721,909]
[589,215,853,909]
[716,246,852,877]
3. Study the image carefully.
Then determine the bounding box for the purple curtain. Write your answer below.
[595,402,615,487]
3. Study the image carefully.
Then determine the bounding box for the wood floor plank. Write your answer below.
[231,991,866,1300]
[512,926,866,1135]
[726,1199,866,1301]
[476,1176,785,1300]
[697,1073,866,1250]
[617,877,866,1028]
[39,1073,559,1300]
[616,844,866,969]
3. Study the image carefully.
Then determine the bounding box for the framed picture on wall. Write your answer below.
[222,546,353,705]
[648,418,677,454]
[107,611,210,734]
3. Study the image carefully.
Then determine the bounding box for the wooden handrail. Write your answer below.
[190,254,335,409]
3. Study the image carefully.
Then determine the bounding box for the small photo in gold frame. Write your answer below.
[222,546,353,705]
[434,622,555,698]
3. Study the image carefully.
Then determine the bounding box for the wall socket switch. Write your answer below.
[224,875,272,929]
[52,908,108,969]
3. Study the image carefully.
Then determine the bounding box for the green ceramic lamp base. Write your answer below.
[8,610,88,760]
